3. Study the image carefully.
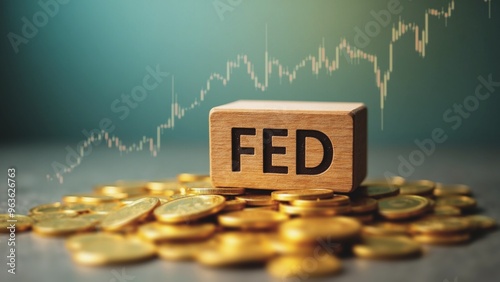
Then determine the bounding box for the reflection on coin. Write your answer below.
[360,186,400,199]
[399,180,435,196]
[186,187,245,196]
[236,194,275,206]
[154,195,226,223]
[279,203,351,217]
[158,241,212,261]
[409,217,471,234]
[219,210,288,230]
[138,222,216,243]
[280,217,361,243]
[62,194,118,204]
[222,199,246,212]
[290,195,350,207]
[66,233,124,251]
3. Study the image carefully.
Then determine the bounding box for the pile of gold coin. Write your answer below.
[1,175,496,279]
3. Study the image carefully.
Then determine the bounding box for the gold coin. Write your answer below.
[222,199,246,212]
[33,218,95,236]
[350,198,378,213]
[358,186,400,199]
[71,236,157,265]
[62,194,117,204]
[235,194,275,206]
[434,183,471,196]
[267,254,342,278]
[361,176,406,187]
[280,217,361,243]
[138,222,216,243]
[61,203,95,214]
[412,233,470,245]
[186,186,245,196]
[196,242,275,267]
[290,195,350,207]
[435,196,477,210]
[66,232,124,251]
[101,197,160,231]
[218,210,288,230]
[94,182,148,199]
[353,236,421,259]
[243,205,278,211]
[215,231,270,247]
[466,215,496,230]
[279,203,351,217]
[432,206,462,217]
[177,173,210,183]
[0,214,34,233]
[154,195,226,223]
[409,217,472,234]
[362,223,409,236]
[88,202,123,215]
[271,189,334,202]
[121,195,169,205]
[158,241,212,261]
[378,195,430,220]
[347,213,375,224]
[146,179,181,195]
[30,212,78,222]
[29,202,70,215]
[399,180,435,196]
[77,213,107,224]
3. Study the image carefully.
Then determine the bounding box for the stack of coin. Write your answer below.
[1,174,495,279]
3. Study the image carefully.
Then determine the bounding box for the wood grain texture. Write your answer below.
[209,100,367,192]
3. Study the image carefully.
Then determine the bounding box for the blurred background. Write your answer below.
[0,0,499,182]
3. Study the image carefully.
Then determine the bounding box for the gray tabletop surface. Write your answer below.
[1,143,499,282]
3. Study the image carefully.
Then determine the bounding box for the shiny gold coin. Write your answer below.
[280,217,361,243]
[378,195,430,220]
[138,222,216,243]
[412,233,470,245]
[279,203,351,217]
[177,173,210,183]
[432,206,462,217]
[33,218,95,236]
[434,183,471,196]
[88,202,123,215]
[362,223,409,236]
[62,194,117,204]
[71,236,157,265]
[0,214,34,233]
[216,231,271,247]
[267,254,342,278]
[219,210,288,230]
[29,202,68,215]
[146,179,180,195]
[158,241,212,261]
[94,182,148,199]
[66,232,124,251]
[222,199,246,212]
[361,176,406,187]
[154,195,225,223]
[271,189,334,202]
[353,236,421,259]
[30,211,78,222]
[186,186,245,196]
[244,205,278,211]
[101,197,160,231]
[435,195,477,210]
[358,186,400,199]
[466,215,496,230]
[350,198,378,213]
[290,195,350,207]
[398,180,435,196]
[121,195,169,206]
[409,217,472,234]
[235,194,275,206]
[196,242,275,267]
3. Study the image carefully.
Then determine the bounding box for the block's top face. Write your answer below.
[211,100,365,115]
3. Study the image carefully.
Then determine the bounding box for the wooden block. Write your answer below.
[209,100,367,193]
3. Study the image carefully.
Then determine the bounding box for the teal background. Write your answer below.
[1,0,499,146]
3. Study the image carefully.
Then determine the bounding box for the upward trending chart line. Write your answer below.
[49,0,488,183]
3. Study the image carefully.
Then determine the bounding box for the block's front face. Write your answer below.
[209,101,366,192]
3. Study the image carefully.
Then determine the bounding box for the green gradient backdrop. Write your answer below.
[1,0,499,147]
